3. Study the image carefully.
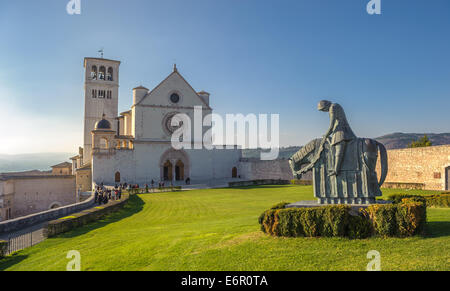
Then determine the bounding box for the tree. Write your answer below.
[408,135,432,148]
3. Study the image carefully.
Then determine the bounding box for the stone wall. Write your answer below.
[0,175,76,221]
[239,159,295,181]
[376,145,450,191]
[0,193,95,234]
[229,179,291,187]
[76,167,92,192]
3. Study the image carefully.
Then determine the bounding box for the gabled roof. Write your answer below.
[51,162,72,169]
[135,69,212,110]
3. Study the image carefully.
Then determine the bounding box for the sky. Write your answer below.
[0,0,449,154]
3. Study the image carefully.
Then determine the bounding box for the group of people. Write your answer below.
[95,177,192,198]
[94,184,123,205]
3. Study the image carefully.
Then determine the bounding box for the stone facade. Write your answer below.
[239,159,296,181]
[0,175,76,221]
[376,145,450,191]
[51,162,72,175]
[75,164,92,192]
[83,60,242,186]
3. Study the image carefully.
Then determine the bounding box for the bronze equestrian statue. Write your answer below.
[289,101,388,205]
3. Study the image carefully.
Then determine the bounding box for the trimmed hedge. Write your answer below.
[45,194,130,238]
[388,193,450,208]
[259,200,427,239]
[129,186,182,194]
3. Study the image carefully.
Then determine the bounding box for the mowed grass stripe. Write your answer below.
[0,185,448,271]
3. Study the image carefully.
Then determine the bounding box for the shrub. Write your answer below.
[277,209,303,237]
[389,193,449,208]
[259,205,354,238]
[321,205,350,237]
[299,208,323,237]
[426,194,450,208]
[260,209,277,234]
[347,212,372,239]
[388,194,426,204]
[259,201,427,239]
[396,200,427,236]
[366,204,398,237]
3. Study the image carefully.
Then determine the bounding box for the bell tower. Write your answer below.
[83,57,120,163]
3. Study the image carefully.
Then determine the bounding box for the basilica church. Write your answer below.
[71,57,242,189]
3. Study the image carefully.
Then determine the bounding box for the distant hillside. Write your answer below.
[0,153,75,173]
[375,133,450,150]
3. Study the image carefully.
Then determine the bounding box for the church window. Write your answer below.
[170,93,180,104]
[91,66,97,80]
[99,90,106,99]
[163,112,182,134]
[107,90,112,99]
[99,66,106,80]
[92,89,97,98]
[107,67,113,81]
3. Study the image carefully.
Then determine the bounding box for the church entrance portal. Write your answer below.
[232,167,238,178]
[115,172,121,183]
[163,161,173,181]
[160,149,190,182]
[175,160,185,181]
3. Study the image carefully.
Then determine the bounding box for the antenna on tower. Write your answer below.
[98,48,104,58]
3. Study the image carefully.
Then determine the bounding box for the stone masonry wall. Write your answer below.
[376,145,450,191]
[239,159,295,181]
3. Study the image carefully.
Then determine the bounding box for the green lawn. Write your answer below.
[1,185,449,271]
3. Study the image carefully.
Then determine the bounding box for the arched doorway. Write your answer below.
[175,160,185,181]
[232,167,238,178]
[160,149,190,182]
[163,160,173,181]
[115,172,121,183]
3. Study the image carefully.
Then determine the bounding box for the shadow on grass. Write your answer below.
[57,194,145,239]
[425,221,450,238]
[0,254,29,271]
